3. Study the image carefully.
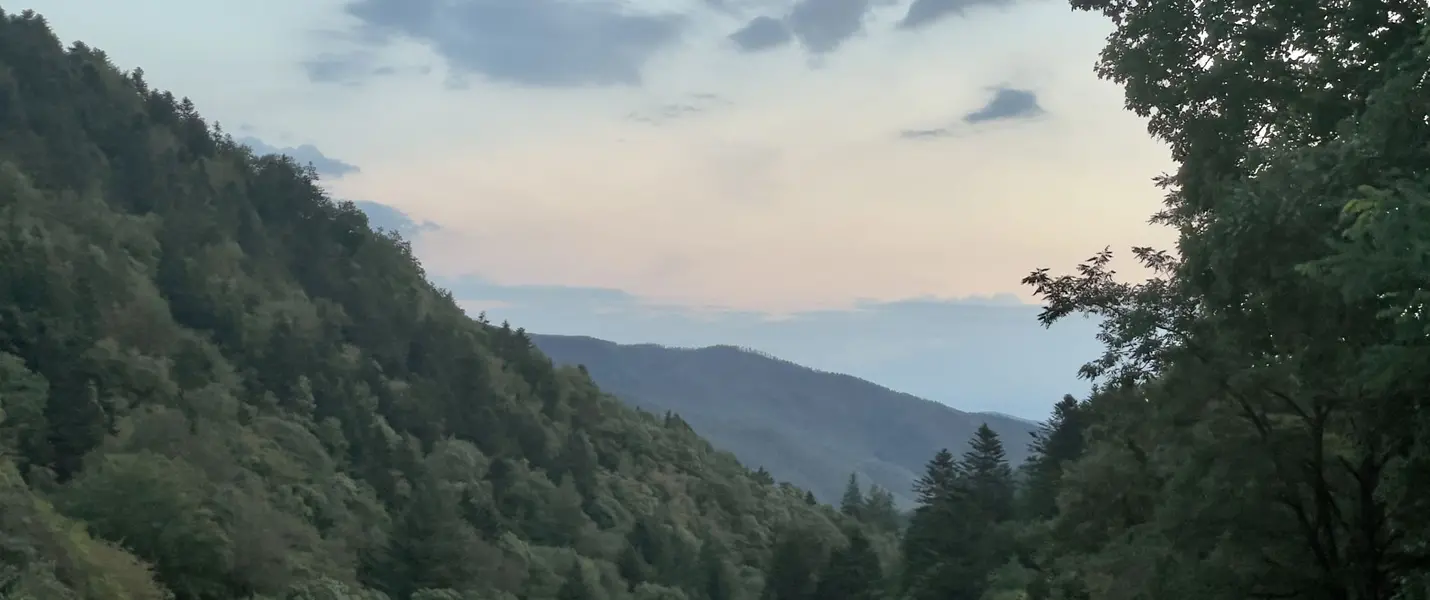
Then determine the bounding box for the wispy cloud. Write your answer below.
[322,0,687,87]
[625,93,733,125]
[898,0,1021,29]
[787,0,875,54]
[729,16,793,52]
[896,87,1047,139]
[899,126,953,139]
[17,0,1178,416]
[22,0,1174,318]
[963,87,1043,123]
[238,136,361,178]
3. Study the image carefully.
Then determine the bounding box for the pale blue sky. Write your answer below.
[18,0,1173,418]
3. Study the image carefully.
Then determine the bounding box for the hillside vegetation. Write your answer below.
[529,334,1035,506]
[896,1,1430,599]
[5,1,1430,600]
[0,8,896,599]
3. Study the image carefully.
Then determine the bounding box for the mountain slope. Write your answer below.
[529,334,1039,506]
[0,9,886,599]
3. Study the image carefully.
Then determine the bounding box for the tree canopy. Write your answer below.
[2,1,1428,599]
[0,7,897,599]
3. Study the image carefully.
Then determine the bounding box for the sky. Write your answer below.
[18,0,1176,419]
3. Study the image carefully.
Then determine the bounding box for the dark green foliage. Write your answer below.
[1010,1,1430,599]
[7,0,1429,599]
[839,473,865,519]
[909,449,955,506]
[861,485,901,532]
[0,8,885,599]
[761,528,824,600]
[960,424,1014,523]
[1017,395,1086,520]
[899,426,1015,600]
[812,528,882,600]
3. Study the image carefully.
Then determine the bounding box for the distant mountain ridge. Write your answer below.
[530,333,1040,506]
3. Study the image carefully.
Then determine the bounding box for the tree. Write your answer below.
[698,540,736,600]
[557,564,596,600]
[1021,0,1430,597]
[960,424,1014,523]
[839,472,865,519]
[813,528,882,600]
[1019,395,1088,520]
[910,448,956,506]
[762,528,823,600]
[899,427,1019,600]
[862,485,901,532]
[0,10,907,598]
[0,353,49,473]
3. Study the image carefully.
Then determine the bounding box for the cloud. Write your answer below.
[787,0,874,54]
[23,0,1178,378]
[895,87,1045,140]
[898,127,952,139]
[729,16,793,52]
[354,200,441,235]
[963,87,1044,123]
[301,51,433,85]
[300,53,373,85]
[625,92,732,125]
[238,136,360,178]
[329,0,686,87]
[898,0,1017,29]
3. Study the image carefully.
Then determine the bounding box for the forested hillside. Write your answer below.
[4,1,1430,600]
[891,1,1430,599]
[0,8,897,599]
[529,334,1035,506]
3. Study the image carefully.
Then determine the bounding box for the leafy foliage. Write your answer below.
[1009,1,1430,599]
[0,7,895,599]
[5,0,1429,599]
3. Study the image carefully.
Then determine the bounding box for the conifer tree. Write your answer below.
[814,527,883,600]
[839,472,865,519]
[1019,395,1088,520]
[762,528,822,600]
[911,448,957,506]
[863,485,901,531]
[961,424,1014,523]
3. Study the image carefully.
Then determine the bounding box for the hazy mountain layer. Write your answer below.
[530,334,1040,506]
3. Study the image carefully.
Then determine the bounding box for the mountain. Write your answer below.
[529,334,1041,506]
[0,10,893,599]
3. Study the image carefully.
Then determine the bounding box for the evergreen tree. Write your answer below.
[557,564,595,600]
[699,540,735,600]
[0,13,913,600]
[839,472,865,519]
[762,528,822,600]
[911,448,957,505]
[901,428,1017,600]
[753,467,775,485]
[960,423,1014,523]
[1019,395,1088,520]
[862,485,901,531]
[618,543,650,589]
[813,527,883,600]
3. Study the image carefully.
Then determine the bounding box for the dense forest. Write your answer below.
[1,1,1428,600]
[0,6,899,599]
